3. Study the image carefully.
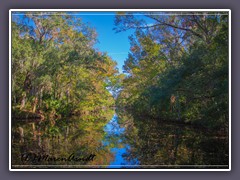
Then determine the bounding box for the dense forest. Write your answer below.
[12,13,121,120]
[11,12,229,129]
[11,11,229,168]
[115,12,229,130]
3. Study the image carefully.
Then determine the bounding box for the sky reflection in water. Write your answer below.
[104,114,139,168]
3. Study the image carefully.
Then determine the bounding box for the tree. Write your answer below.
[115,12,229,129]
[12,12,119,118]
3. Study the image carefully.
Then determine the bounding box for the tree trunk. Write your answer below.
[20,94,26,110]
[32,97,38,113]
[18,127,24,143]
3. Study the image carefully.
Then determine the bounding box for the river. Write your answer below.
[11,109,229,169]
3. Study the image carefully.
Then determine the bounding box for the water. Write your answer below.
[11,109,229,169]
[103,114,139,168]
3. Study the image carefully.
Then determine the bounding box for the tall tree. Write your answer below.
[115,12,229,129]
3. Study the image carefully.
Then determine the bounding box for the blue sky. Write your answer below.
[77,12,134,73]
[13,12,136,73]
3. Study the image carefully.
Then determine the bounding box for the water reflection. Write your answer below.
[11,109,229,169]
[103,114,139,168]
[117,110,229,169]
[12,109,115,168]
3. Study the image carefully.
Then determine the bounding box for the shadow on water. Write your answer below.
[11,108,228,169]
[116,109,229,169]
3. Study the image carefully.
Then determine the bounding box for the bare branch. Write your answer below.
[146,15,204,39]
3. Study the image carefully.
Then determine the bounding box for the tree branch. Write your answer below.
[146,15,204,39]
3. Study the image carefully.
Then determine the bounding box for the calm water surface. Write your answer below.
[11,109,228,169]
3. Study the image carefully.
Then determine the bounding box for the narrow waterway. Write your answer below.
[11,109,229,169]
[103,114,139,168]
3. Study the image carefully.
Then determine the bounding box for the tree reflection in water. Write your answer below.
[103,114,139,168]
[117,109,229,169]
[12,109,116,168]
[12,108,229,169]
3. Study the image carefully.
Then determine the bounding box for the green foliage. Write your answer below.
[12,13,119,119]
[116,13,229,129]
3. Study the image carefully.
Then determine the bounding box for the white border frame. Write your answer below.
[9,9,231,171]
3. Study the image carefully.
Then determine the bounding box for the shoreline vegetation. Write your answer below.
[11,11,229,167]
[11,12,120,123]
[12,11,229,134]
[115,12,229,131]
